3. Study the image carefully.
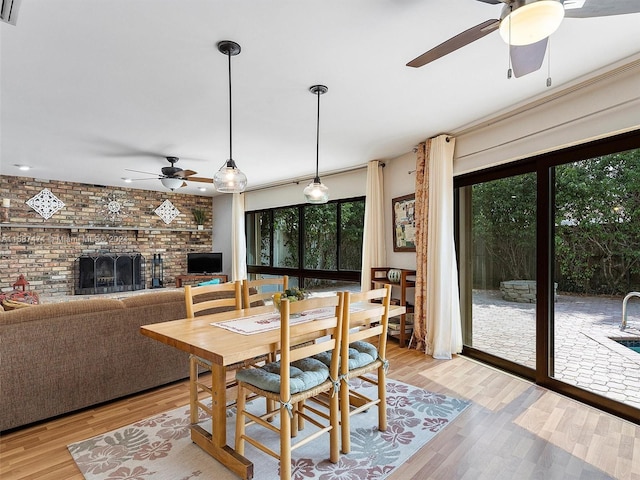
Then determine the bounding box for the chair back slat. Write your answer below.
[242,275,288,308]
[185,281,242,318]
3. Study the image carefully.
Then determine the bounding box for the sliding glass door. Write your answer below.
[456,130,640,422]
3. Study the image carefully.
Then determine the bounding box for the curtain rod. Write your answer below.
[244,161,385,194]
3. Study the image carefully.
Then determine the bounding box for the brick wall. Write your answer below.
[0,175,215,298]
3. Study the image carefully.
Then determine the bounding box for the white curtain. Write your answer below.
[231,193,247,282]
[425,135,463,359]
[360,160,386,291]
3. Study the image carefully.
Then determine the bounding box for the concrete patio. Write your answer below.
[472,289,640,409]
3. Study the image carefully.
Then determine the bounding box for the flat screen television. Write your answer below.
[187,252,223,274]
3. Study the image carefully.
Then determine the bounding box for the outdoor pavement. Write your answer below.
[472,289,640,409]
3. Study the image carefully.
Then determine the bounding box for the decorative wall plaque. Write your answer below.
[101,194,126,224]
[154,199,180,224]
[26,188,65,220]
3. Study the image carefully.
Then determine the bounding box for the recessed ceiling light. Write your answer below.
[122,177,132,183]
[14,164,31,171]
[198,187,207,192]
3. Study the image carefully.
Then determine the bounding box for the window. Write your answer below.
[246,197,365,290]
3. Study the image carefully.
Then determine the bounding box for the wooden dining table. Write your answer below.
[140,302,405,480]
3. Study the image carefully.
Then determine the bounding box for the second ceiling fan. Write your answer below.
[407,0,640,78]
[126,156,213,191]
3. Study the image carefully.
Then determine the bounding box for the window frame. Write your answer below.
[245,196,365,286]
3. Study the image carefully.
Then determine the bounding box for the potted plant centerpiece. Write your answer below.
[192,208,207,230]
[272,287,307,316]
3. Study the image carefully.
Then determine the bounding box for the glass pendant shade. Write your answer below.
[215,40,247,193]
[305,84,329,204]
[499,0,564,46]
[303,177,329,204]
[160,177,184,190]
[213,159,247,193]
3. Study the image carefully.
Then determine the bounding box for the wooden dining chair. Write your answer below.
[184,281,246,423]
[314,285,392,454]
[242,275,289,309]
[234,293,345,480]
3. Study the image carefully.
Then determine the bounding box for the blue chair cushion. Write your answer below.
[197,278,221,286]
[314,341,377,370]
[236,358,330,394]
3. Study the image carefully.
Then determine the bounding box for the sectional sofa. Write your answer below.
[0,290,206,431]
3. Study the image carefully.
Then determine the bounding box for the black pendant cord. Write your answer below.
[315,89,321,181]
[227,50,233,163]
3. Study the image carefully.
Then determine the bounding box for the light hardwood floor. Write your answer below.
[2,343,639,480]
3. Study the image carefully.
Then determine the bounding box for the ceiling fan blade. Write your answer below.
[510,37,548,78]
[181,169,198,178]
[187,176,214,184]
[475,0,503,4]
[407,19,500,68]
[127,177,160,181]
[125,168,160,177]
[564,0,640,18]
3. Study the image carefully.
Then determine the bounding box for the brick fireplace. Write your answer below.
[0,175,214,299]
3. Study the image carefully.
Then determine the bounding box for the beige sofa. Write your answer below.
[1,290,197,432]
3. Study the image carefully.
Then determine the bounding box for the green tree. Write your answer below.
[555,150,640,294]
[273,207,298,267]
[339,200,365,270]
[472,172,537,283]
[304,203,337,270]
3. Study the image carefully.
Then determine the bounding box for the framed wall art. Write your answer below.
[392,194,416,252]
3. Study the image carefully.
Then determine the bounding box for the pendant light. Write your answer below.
[213,40,248,193]
[303,85,329,204]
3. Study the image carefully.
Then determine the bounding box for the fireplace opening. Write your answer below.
[76,253,145,295]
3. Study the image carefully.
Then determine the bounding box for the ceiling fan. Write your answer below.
[125,156,214,191]
[407,0,640,78]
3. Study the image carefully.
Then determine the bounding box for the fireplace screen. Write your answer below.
[76,253,145,295]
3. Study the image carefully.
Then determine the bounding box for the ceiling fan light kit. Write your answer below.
[160,177,185,190]
[404,0,640,79]
[213,40,247,194]
[499,0,565,46]
[303,84,330,204]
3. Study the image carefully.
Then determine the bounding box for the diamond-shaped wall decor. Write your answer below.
[26,188,66,220]
[154,199,180,224]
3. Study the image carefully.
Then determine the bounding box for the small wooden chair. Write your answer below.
[242,275,288,309]
[184,281,245,423]
[317,285,391,454]
[234,293,344,480]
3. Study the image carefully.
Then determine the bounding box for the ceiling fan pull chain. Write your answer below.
[546,37,552,87]
[506,5,513,79]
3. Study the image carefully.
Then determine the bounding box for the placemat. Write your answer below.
[212,307,335,335]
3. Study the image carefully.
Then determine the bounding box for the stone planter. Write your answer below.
[500,280,558,303]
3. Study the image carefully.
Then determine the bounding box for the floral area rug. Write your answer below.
[68,377,470,480]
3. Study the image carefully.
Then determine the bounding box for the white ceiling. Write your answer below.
[2,0,639,196]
